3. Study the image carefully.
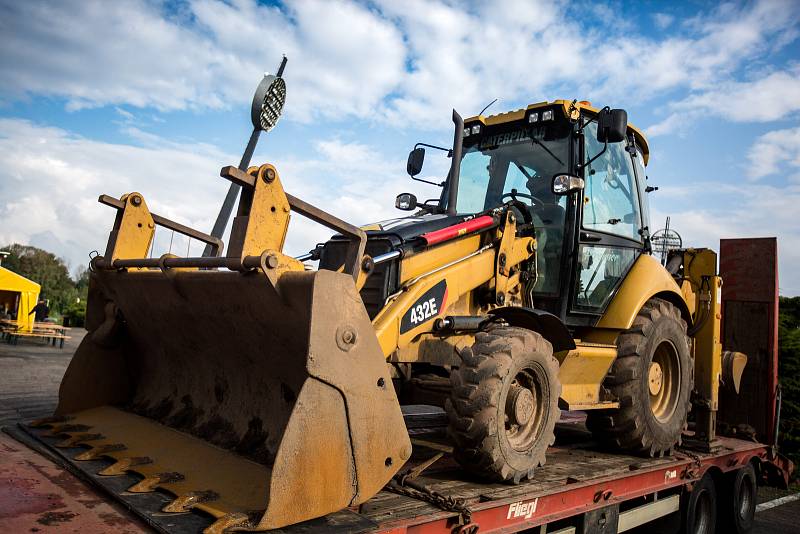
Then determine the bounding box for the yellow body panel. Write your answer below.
[107,192,155,264]
[681,248,723,443]
[228,165,291,259]
[595,254,686,331]
[374,244,495,357]
[374,213,534,363]
[557,342,619,410]
[399,235,481,284]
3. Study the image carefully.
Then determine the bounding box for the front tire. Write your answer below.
[587,298,693,456]
[445,327,561,483]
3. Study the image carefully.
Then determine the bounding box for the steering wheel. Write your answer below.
[502,190,545,206]
[500,190,538,225]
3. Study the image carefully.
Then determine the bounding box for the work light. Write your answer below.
[250,74,287,132]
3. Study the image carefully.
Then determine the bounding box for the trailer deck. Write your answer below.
[5,409,790,534]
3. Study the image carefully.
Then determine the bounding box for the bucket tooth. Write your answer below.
[203,512,254,534]
[29,415,73,428]
[98,456,153,476]
[128,472,185,493]
[162,490,220,513]
[52,266,412,529]
[55,433,104,448]
[49,423,92,435]
[74,443,126,461]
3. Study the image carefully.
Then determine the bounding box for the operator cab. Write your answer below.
[398,101,652,327]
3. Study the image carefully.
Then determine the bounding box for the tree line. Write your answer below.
[779,296,800,473]
[1,244,89,321]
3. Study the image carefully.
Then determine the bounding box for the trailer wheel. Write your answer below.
[681,473,717,534]
[719,463,757,533]
[446,327,561,483]
[586,298,692,456]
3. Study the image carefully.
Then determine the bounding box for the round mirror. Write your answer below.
[250,74,286,132]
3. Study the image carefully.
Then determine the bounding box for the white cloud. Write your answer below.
[0,0,406,121]
[379,0,800,127]
[648,67,800,136]
[746,126,800,180]
[0,119,231,270]
[653,13,674,30]
[3,0,798,129]
[650,180,800,295]
[0,119,434,272]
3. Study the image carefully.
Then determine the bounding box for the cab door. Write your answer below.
[568,121,645,324]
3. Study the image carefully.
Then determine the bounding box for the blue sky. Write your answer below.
[1,0,799,294]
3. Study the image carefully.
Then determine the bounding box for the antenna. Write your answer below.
[478,98,498,116]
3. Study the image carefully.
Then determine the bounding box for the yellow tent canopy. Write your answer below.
[0,266,41,332]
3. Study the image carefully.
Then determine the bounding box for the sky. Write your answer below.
[0,0,799,294]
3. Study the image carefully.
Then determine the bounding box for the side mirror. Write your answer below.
[407,147,425,177]
[597,108,627,143]
[395,193,418,211]
[552,174,585,195]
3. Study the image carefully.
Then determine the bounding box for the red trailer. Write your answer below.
[0,238,793,534]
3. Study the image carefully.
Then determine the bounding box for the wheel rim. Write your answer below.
[739,474,755,520]
[649,340,681,422]
[693,489,712,534]
[505,365,547,452]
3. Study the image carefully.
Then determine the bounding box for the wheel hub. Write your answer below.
[648,362,663,396]
[508,385,535,425]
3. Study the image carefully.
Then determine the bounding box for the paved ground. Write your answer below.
[0,330,151,532]
[0,332,798,533]
[0,330,85,427]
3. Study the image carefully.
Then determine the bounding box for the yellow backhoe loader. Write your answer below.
[27,90,744,532]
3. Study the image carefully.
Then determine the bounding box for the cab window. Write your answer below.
[573,246,637,311]
[583,123,642,241]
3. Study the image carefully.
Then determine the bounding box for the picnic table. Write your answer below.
[0,320,71,348]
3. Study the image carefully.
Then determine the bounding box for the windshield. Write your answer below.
[455,120,572,296]
[455,123,571,213]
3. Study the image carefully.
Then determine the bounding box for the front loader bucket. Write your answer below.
[36,267,411,531]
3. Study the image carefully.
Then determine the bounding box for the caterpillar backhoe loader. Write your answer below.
[25,93,745,532]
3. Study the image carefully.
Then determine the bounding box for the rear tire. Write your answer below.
[445,327,561,483]
[681,473,717,534]
[719,463,757,533]
[586,298,692,456]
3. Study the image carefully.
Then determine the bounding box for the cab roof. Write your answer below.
[464,99,650,165]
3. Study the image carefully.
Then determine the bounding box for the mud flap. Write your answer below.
[39,267,411,531]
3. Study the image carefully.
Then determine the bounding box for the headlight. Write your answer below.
[541,110,553,121]
[471,125,481,135]
[529,112,539,123]
[463,128,471,137]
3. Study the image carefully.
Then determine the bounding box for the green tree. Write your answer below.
[1,243,77,315]
[779,296,800,470]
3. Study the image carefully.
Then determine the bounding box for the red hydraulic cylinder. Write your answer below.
[420,215,495,246]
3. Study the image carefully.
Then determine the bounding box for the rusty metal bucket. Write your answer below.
[40,266,410,531]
